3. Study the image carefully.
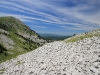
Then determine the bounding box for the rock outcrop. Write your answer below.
[0,16,47,63]
[0,36,100,75]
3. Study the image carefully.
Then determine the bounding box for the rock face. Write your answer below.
[0,16,46,47]
[0,36,100,75]
[0,16,47,63]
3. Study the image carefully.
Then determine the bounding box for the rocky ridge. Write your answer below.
[0,16,47,63]
[0,36,100,75]
[0,16,46,46]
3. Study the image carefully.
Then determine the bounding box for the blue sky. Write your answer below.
[0,0,100,35]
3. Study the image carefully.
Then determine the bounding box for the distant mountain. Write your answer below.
[0,16,47,63]
[39,33,63,36]
[39,33,71,40]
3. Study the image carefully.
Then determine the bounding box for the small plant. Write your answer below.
[15,60,21,66]
[17,60,21,64]
[0,68,6,74]
[4,52,8,56]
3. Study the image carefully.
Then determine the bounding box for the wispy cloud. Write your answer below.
[33,25,48,28]
[29,24,48,28]
[0,0,100,35]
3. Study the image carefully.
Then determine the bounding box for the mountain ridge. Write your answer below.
[39,33,71,40]
[0,16,47,63]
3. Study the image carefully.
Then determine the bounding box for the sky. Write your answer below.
[0,0,100,36]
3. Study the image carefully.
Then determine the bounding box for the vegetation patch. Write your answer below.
[0,44,7,53]
[15,60,22,66]
[0,68,6,74]
[64,31,100,43]
[0,16,46,63]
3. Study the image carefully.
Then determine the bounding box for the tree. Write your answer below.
[73,34,76,36]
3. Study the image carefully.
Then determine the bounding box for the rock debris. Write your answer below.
[0,36,100,75]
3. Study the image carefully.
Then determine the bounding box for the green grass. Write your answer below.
[0,32,38,63]
[0,50,25,63]
[0,16,37,36]
[0,16,43,63]
[65,32,100,43]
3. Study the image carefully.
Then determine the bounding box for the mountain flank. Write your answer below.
[0,16,47,63]
[0,16,100,75]
[0,28,100,75]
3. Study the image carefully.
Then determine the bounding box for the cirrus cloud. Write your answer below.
[0,0,100,35]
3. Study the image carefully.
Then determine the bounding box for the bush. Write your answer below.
[0,44,7,53]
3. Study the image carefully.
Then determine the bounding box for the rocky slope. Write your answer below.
[0,16,47,63]
[0,31,100,75]
[64,29,100,43]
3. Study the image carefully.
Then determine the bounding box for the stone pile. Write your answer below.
[0,36,100,75]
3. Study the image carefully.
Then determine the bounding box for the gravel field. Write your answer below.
[0,36,100,75]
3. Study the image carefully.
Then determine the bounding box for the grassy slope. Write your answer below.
[0,16,43,63]
[64,29,100,43]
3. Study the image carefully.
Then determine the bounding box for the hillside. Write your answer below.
[0,16,47,63]
[0,29,100,75]
[64,29,100,43]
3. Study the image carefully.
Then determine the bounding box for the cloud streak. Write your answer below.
[0,0,100,35]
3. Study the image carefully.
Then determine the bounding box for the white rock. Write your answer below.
[0,37,100,75]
